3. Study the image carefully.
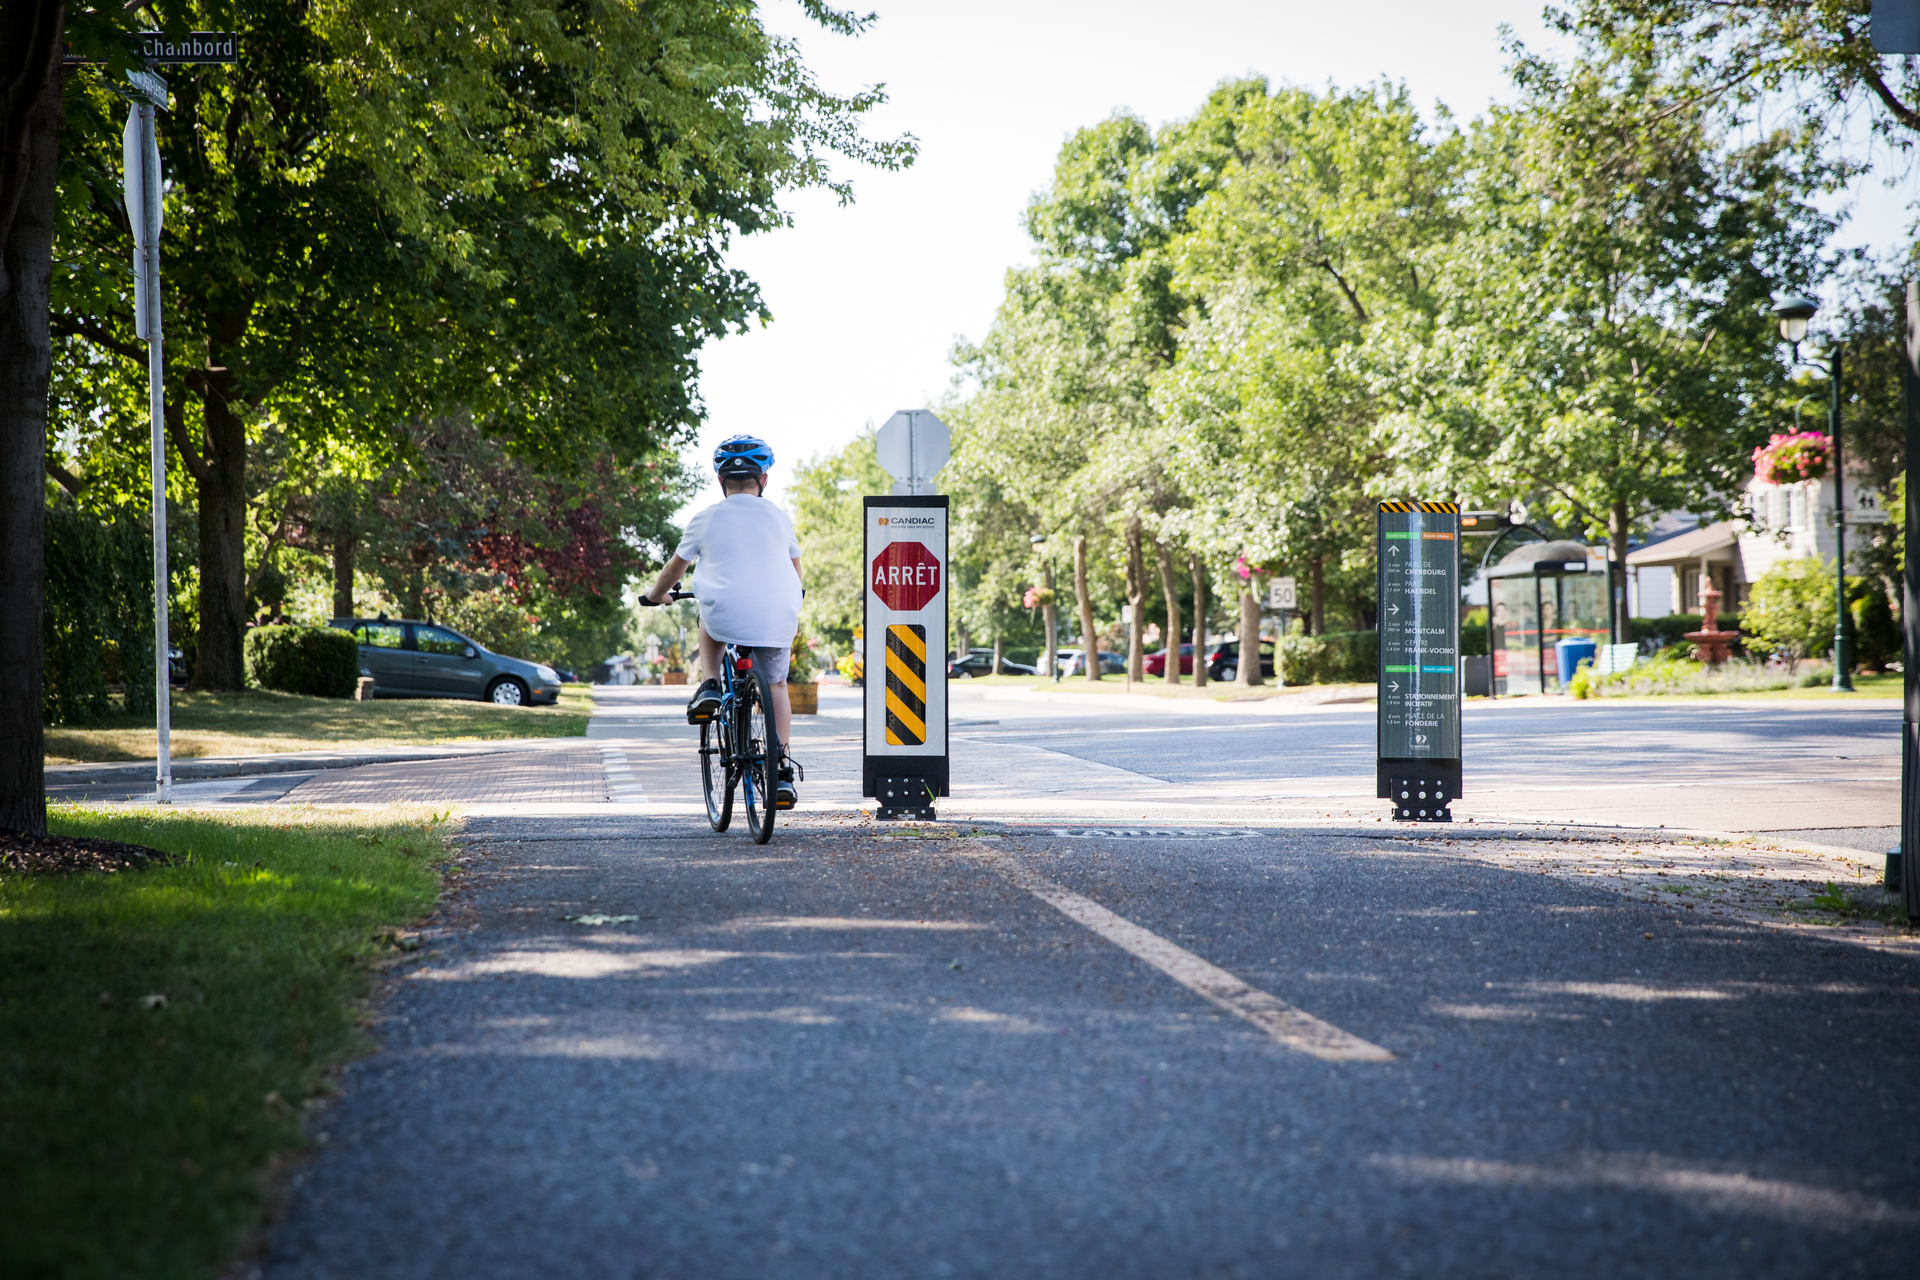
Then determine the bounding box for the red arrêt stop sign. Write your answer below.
[870,540,943,611]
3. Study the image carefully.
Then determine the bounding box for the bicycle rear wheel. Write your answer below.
[742,667,781,845]
[701,717,733,832]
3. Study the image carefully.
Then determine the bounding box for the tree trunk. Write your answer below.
[1124,516,1146,681]
[1309,555,1325,635]
[955,619,969,659]
[1040,558,1057,679]
[403,560,425,620]
[332,528,356,620]
[1190,553,1208,688]
[190,382,249,690]
[1158,539,1181,684]
[1236,585,1263,687]
[0,8,62,835]
[1074,533,1099,680]
[991,633,1004,677]
[1608,497,1630,644]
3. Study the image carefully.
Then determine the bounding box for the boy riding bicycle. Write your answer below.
[642,435,803,807]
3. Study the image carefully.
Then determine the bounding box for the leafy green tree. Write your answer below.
[1550,0,1920,145]
[1156,81,1460,674]
[0,0,67,832]
[48,0,913,696]
[1747,557,1899,667]
[1388,49,1837,637]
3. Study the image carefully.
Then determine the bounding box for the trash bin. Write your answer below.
[1555,637,1597,688]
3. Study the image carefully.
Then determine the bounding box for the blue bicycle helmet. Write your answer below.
[714,434,774,476]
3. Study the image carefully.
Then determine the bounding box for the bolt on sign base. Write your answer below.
[876,777,938,822]
[1389,776,1454,822]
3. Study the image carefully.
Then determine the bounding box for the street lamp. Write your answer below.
[1771,294,1854,693]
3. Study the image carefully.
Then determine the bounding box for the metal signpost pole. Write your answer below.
[1902,284,1920,913]
[1829,344,1856,692]
[124,72,171,804]
[1376,501,1464,819]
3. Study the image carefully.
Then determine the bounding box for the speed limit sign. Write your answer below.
[1268,577,1297,610]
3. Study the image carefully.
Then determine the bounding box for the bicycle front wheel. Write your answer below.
[741,667,781,845]
[701,717,733,832]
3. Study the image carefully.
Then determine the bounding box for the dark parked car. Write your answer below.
[1142,643,1194,677]
[948,651,1036,678]
[330,617,563,705]
[1206,640,1275,682]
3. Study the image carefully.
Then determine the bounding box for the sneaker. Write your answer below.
[776,761,799,810]
[686,678,721,724]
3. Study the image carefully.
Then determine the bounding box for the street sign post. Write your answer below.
[1377,501,1463,820]
[876,410,950,496]
[102,39,239,805]
[864,498,949,818]
[123,71,172,804]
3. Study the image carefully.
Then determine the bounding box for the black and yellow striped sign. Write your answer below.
[884,624,928,745]
[1378,500,1460,513]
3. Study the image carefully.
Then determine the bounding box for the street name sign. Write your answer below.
[864,495,949,816]
[1376,500,1462,819]
[65,32,240,65]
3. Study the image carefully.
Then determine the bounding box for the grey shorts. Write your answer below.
[734,646,789,685]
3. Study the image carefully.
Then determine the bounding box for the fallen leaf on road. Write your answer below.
[566,914,642,926]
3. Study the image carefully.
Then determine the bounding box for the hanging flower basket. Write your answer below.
[1752,432,1830,486]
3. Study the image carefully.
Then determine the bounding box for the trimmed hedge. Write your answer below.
[243,625,359,698]
[1279,630,1377,685]
[44,507,155,725]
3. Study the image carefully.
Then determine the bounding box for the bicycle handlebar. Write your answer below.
[638,587,696,607]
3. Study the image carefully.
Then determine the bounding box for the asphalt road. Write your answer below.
[252,686,1919,1279]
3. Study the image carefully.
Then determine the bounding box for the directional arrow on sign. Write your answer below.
[1389,680,1400,692]
[1387,603,1399,615]
[1388,545,1400,556]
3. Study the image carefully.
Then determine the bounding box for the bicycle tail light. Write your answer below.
[735,656,753,671]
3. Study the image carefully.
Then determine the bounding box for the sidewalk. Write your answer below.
[46,735,590,786]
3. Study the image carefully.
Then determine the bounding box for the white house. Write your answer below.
[1625,465,1885,617]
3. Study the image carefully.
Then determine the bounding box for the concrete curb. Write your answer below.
[47,736,586,786]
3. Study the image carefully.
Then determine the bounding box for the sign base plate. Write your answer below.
[876,776,938,821]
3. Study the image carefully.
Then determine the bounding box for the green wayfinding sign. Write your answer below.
[1376,501,1462,817]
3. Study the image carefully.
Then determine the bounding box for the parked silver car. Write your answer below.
[330,617,563,705]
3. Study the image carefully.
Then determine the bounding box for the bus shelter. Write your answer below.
[1485,540,1608,695]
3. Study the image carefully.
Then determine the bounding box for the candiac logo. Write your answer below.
[876,516,935,527]
[870,541,942,611]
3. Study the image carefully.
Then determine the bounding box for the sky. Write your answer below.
[679,0,1920,520]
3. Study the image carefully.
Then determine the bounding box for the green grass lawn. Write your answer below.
[47,683,593,765]
[0,807,449,1279]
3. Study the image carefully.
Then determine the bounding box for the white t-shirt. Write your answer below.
[674,494,803,647]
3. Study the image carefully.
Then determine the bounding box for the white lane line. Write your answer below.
[599,749,648,803]
[997,862,1394,1063]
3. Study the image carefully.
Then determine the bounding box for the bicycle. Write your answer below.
[643,588,784,844]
